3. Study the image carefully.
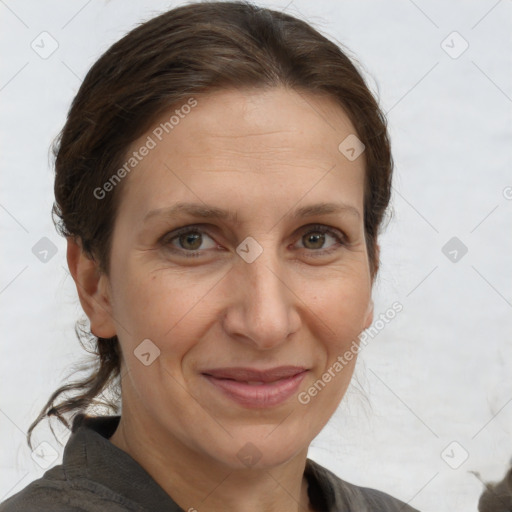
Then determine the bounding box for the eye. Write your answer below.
[160,223,346,259]
[161,226,217,257]
[295,224,345,256]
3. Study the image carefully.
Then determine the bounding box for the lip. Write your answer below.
[201,366,308,408]
[202,366,307,382]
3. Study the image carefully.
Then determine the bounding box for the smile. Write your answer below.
[201,368,308,408]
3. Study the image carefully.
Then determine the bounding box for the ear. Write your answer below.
[66,237,117,338]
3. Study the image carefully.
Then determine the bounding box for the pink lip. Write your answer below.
[201,366,308,408]
[201,365,307,382]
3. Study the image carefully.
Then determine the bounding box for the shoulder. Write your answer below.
[343,482,420,512]
[0,465,139,512]
[306,458,421,512]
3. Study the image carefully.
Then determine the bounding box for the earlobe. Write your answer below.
[66,237,117,338]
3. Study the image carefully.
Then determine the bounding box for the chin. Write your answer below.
[212,427,309,471]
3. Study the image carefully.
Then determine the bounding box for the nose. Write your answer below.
[221,243,301,350]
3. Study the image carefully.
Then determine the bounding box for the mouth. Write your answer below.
[201,366,308,408]
[201,365,307,382]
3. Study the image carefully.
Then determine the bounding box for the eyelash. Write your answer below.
[160,224,346,259]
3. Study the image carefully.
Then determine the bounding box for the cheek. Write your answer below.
[110,247,371,355]
[110,262,220,348]
[110,270,210,403]
[298,277,368,416]
[305,268,372,339]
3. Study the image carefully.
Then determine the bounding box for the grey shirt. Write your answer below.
[0,415,420,511]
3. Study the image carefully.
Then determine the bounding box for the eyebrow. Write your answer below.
[143,201,361,224]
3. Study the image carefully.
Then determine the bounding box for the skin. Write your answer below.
[67,86,377,512]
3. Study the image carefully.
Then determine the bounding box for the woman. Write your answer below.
[0,1,420,511]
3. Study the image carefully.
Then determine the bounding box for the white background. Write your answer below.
[1,1,511,511]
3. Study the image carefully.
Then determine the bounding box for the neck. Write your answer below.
[109,412,314,512]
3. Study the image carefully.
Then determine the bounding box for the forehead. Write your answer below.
[169,86,359,157]
[116,86,365,223]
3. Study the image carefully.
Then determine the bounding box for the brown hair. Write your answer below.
[27,0,393,449]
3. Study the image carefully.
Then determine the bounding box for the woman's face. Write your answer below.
[96,86,375,469]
